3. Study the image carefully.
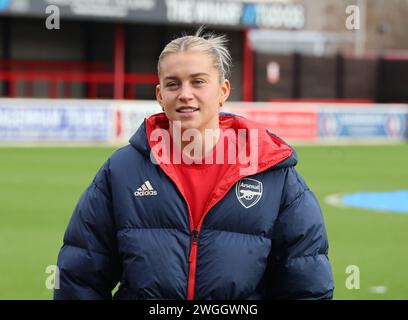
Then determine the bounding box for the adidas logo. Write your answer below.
[134,180,158,197]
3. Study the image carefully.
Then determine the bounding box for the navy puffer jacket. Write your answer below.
[55,113,334,300]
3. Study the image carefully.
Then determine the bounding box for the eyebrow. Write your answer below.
[163,73,210,81]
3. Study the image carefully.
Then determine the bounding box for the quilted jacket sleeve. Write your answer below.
[266,167,334,299]
[54,161,121,300]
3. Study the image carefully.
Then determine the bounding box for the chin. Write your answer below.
[180,120,201,131]
[168,117,198,130]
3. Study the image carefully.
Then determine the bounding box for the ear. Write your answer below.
[219,79,231,107]
[156,84,164,109]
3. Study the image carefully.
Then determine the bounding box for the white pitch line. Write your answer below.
[369,286,388,294]
[325,193,347,209]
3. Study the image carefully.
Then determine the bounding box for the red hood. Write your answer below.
[144,112,294,173]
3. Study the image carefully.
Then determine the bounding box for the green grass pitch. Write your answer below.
[0,144,407,299]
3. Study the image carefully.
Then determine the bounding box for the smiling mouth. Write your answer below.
[176,106,200,113]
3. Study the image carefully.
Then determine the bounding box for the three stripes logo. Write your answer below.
[134,180,157,197]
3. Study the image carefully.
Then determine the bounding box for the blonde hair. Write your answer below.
[157,26,232,82]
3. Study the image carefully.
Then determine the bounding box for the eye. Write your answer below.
[192,79,205,86]
[165,82,178,88]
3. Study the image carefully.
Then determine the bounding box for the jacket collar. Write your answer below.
[130,112,297,169]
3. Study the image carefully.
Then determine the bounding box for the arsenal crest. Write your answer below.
[235,178,263,209]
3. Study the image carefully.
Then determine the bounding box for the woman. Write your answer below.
[55,29,334,300]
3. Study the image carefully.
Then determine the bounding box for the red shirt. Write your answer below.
[171,131,231,229]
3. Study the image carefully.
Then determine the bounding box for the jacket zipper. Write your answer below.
[186,201,219,300]
[187,229,199,300]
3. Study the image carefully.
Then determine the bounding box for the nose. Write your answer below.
[178,83,194,102]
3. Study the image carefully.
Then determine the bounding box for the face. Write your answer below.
[156,51,230,134]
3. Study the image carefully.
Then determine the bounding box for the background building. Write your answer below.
[0,0,407,102]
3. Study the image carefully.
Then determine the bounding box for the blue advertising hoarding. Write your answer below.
[319,110,408,140]
[0,102,112,142]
